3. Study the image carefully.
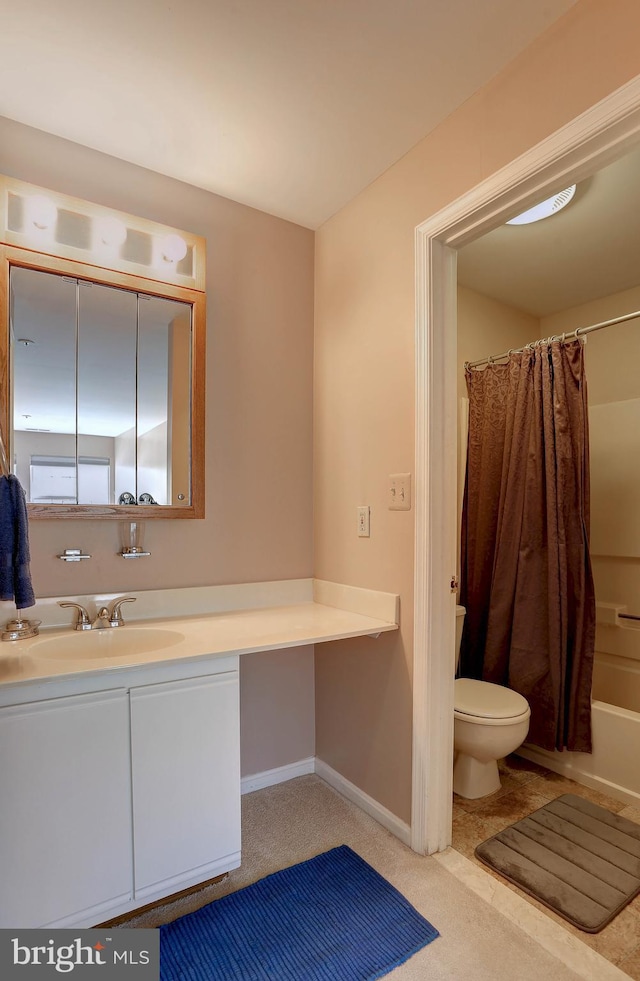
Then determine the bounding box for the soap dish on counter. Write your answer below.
[2,617,41,642]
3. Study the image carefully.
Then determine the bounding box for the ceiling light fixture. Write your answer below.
[506,185,577,225]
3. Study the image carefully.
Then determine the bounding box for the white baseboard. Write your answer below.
[314,758,411,846]
[241,757,315,795]
[240,755,411,846]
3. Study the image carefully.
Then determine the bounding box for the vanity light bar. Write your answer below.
[0,174,205,292]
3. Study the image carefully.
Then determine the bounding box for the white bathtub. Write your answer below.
[517,649,640,807]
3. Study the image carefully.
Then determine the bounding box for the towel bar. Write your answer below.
[57,548,91,562]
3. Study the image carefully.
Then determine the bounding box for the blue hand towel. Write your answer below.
[0,475,35,609]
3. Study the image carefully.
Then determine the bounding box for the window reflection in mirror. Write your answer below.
[10,267,192,507]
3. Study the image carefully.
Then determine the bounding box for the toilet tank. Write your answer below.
[455,605,466,671]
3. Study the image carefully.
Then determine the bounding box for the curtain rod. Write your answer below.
[466,307,640,370]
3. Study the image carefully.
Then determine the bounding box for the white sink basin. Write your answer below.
[30,627,185,661]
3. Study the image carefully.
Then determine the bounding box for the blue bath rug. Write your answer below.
[159,844,439,980]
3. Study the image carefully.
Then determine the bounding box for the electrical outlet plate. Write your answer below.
[357,506,370,537]
[389,473,411,510]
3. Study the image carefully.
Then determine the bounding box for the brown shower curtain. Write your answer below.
[459,338,595,753]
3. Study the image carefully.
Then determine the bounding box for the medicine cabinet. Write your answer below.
[0,176,206,519]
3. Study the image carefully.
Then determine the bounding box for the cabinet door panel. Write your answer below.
[0,689,132,927]
[130,670,241,895]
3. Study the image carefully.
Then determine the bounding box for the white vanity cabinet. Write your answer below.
[0,688,133,928]
[0,654,241,928]
[130,668,241,899]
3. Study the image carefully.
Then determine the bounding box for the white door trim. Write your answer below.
[412,72,640,855]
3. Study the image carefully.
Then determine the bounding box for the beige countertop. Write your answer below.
[0,600,398,691]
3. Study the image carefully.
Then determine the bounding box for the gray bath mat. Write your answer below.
[475,793,640,932]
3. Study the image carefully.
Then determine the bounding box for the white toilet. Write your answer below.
[453,606,531,799]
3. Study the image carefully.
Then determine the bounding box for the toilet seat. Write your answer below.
[454,677,530,727]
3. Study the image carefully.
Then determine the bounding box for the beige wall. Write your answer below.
[457,286,538,394]
[0,116,315,777]
[541,284,640,406]
[314,0,640,823]
[240,646,315,777]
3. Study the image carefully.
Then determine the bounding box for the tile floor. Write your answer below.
[452,755,640,979]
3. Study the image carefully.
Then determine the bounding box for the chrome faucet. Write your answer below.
[106,597,136,627]
[59,602,92,630]
[60,597,137,630]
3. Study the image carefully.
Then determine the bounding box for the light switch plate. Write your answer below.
[389,473,411,510]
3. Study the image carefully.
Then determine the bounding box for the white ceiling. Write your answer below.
[0,0,576,228]
[457,143,640,317]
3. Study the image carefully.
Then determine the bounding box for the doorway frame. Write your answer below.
[411,73,640,855]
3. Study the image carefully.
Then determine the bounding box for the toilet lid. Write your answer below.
[454,677,529,719]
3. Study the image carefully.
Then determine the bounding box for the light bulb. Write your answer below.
[160,233,187,263]
[25,195,57,230]
[96,216,127,247]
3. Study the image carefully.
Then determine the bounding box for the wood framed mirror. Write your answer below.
[0,177,206,519]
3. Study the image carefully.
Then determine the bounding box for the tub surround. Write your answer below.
[516,601,640,809]
[519,703,640,810]
[0,578,399,692]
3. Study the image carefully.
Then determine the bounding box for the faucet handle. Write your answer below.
[59,602,93,631]
[109,596,136,626]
